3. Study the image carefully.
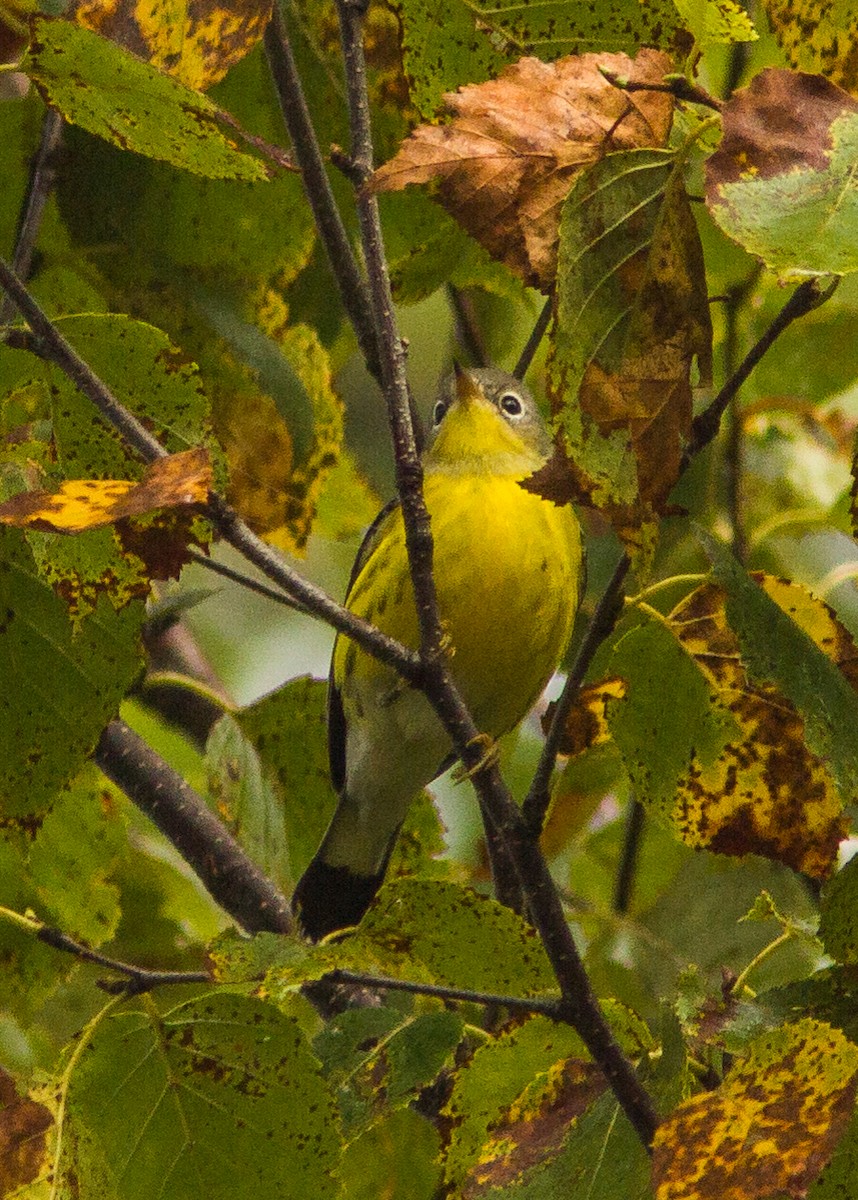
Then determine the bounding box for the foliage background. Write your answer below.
[3,0,858,1197]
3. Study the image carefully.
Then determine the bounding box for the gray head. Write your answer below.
[426,366,553,462]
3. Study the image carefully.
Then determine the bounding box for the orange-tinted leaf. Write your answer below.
[0,1066,53,1196]
[652,1019,858,1200]
[541,678,628,756]
[371,49,673,291]
[763,0,858,96]
[667,575,851,878]
[70,0,272,90]
[0,448,212,534]
[464,1060,605,1196]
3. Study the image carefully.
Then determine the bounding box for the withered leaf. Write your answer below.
[541,678,628,757]
[652,1018,858,1200]
[0,1067,53,1198]
[371,49,674,291]
[667,574,851,878]
[70,0,272,90]
[0,447,212,534]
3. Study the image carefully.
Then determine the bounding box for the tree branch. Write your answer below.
[514,296,552,380]
[263,6,381,380]
[94,719,293,935]
[613,797,646,915]
[0,106,63,324]
[0,257,421,686]
[334,0,659,1149]
[326,969,573,1017]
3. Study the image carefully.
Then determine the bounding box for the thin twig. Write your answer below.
[185,547,310,613]
[94,719,293,935]
[722,280,750,562]
[0,107,64,324]
[522,554,630,836]
[34,924,210,996]
[326,969,569,1017]
[687,277,839,461]
[263,8,381,380]
[514,297,552,380]
[613,797,646,915]
[600,68,723,112]
[335,0,660,1149]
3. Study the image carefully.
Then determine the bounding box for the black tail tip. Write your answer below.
[292,859,384,942]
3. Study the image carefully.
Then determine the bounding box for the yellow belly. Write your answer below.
[335,471,582,767]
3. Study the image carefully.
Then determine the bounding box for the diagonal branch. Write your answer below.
[334,0,659,1149]
[94,719,293,934]
[263,6,380,380]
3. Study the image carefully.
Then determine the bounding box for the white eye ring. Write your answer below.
[499,392,523,417]
[433,399,449,426]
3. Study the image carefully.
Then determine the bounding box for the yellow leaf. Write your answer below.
[652,1018,858,1200]
[0,448,212,534]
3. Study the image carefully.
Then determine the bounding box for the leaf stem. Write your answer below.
[730,929,793,999]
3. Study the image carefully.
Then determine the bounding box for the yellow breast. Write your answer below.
[336,470,582,740]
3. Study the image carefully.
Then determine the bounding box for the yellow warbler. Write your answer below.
[293,366,583,938]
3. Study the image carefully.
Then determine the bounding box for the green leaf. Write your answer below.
[0,527,144,816]
[236,677,337,886]
[700,531,858,803]
[339,1107,442,1200]
[61,993,341,1200]
[820,857,858,966]
[483,1092,651,1200]
[24,18,271,181]
[706,69,858,278]
[442,1014,587,1189]
[205,713,290,889]
[605,619,736,822]
[673,0,758,45]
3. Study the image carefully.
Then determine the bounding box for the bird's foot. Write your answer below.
[453,733,500,783]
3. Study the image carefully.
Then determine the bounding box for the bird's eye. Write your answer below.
[499,392,523,417]
[432,399,449,426]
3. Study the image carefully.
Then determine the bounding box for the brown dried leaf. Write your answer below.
[371,49,674,291]
[0,1066,53,1197]
[70,0,272,90]
[668,574,851,878]
[0,448,212,534]
[652,1018,858,1200]
[542,678,628,756]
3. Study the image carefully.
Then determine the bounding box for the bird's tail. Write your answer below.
[292,855,389,941]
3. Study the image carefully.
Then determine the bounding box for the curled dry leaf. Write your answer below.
[371,49,674,291]
[0,447,212,534]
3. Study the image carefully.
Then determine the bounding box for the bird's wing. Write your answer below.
[327,496,401,794]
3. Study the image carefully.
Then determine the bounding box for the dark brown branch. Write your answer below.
[514,296,552,380]
[687,276,839,461]
[335,0,659,1149]
[94,719,293,935]
[35,924,210,996]
[263,7,381,380]
[522,553,630,836]
[613,797,646,915]
[600,67,723,112]
[0,107,64,324]
[326,969,569,1016]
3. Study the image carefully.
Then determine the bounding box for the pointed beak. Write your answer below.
[453,363,483,410]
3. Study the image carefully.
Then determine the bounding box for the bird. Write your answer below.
[292,365,583,940]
